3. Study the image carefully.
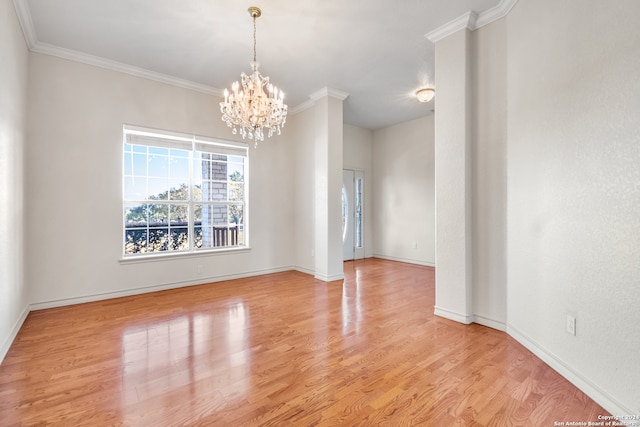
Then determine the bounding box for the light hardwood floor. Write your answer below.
[1,259,609,426]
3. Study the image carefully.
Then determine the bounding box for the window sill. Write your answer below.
[119,246,251,264]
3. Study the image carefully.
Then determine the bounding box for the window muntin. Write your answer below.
[123,125,248,256]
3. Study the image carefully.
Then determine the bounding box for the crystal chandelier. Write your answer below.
[220,6,288,146]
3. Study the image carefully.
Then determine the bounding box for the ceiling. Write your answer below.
[18,0,505,130]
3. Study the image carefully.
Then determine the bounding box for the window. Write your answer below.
[123,125,248,256]
[355,176,363,248]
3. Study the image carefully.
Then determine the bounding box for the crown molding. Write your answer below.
[31,42,222,96]
[475,0,520,28]
[309,87,350,102]
[290,99,316,115]
[12,0,37,49]
[425,11,477,43]
[290,87,349,115]
[425,0,520,43]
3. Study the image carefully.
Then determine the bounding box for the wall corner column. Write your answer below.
[312,88,349,282]
[432,29,474,323]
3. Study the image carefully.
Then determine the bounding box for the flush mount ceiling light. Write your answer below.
[220,6,288,146]
[416,87,435,103]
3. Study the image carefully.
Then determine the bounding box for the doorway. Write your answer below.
[342,169,364,261]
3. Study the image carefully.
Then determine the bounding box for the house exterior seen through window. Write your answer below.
[122,125,248,256]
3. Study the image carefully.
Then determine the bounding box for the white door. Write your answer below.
[342,170,355,261]
[342,169,365,261]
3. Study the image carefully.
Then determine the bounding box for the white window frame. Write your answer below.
[122,124,249,258]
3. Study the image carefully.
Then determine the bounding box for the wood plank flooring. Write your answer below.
[0,259,609,426]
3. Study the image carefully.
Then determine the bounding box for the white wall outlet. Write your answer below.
[566,315,576,336]
[196,264,203,275]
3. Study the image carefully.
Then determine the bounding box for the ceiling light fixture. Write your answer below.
[416,87,435,103]
[220,6,288,146]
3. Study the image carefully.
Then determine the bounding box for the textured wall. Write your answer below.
[471,18,508,330]
[372,115,435,266]
[434,29,473,321]
[506,0,640,414]
[0,1,29,362]
[289,107,317,274]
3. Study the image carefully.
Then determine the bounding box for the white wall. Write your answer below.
[471,19,507,329]
[505,0,640,415]
[25,53,295,307]
[0,1,29,362]
[289,107,317,274]
[372,115,435,266]
[343,124,373,258]
[433,29,474,322]
[312,95,344,281]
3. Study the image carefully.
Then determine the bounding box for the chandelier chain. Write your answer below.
[253,15,257,65]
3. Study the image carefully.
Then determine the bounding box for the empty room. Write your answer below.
[1,0,638,425]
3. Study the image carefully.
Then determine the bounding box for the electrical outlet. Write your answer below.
[566,315,576,336]
[196,264,203,275]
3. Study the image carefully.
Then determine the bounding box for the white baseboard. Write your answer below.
[433,306,506,331]
[30,266,295,311]
[434,306,474,324]
[473,314,506,331]
[293,266,315,276]
[507,323,636,419]
[314,273,345,282]
[372,253,435,268]
[0,304,30,364]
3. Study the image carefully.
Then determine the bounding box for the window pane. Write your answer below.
[149,146,168,156]
[194,226,203,248]
[148,154,169,177]
[168,182,189,201]
[197,204,227,227]
[228,182,244,202]
[147,204,169,224]
[229,204,243,226]
[356,177,363,248]
[148,178,169,200]
[169,156,189,181]
[192,158,203,201]
[124,203,149,254]
[125,228,147,254]
[201,180,227,202]
[124,203,148,225]
[125,153,147,177]
[124,152,133,175]
[168,226,189,251]
[124,176,147,201]
[169,204,189,224]
[170,148,189,158]
[147,227,168,252]
[192,184,203,201]
[228,158,245,181]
